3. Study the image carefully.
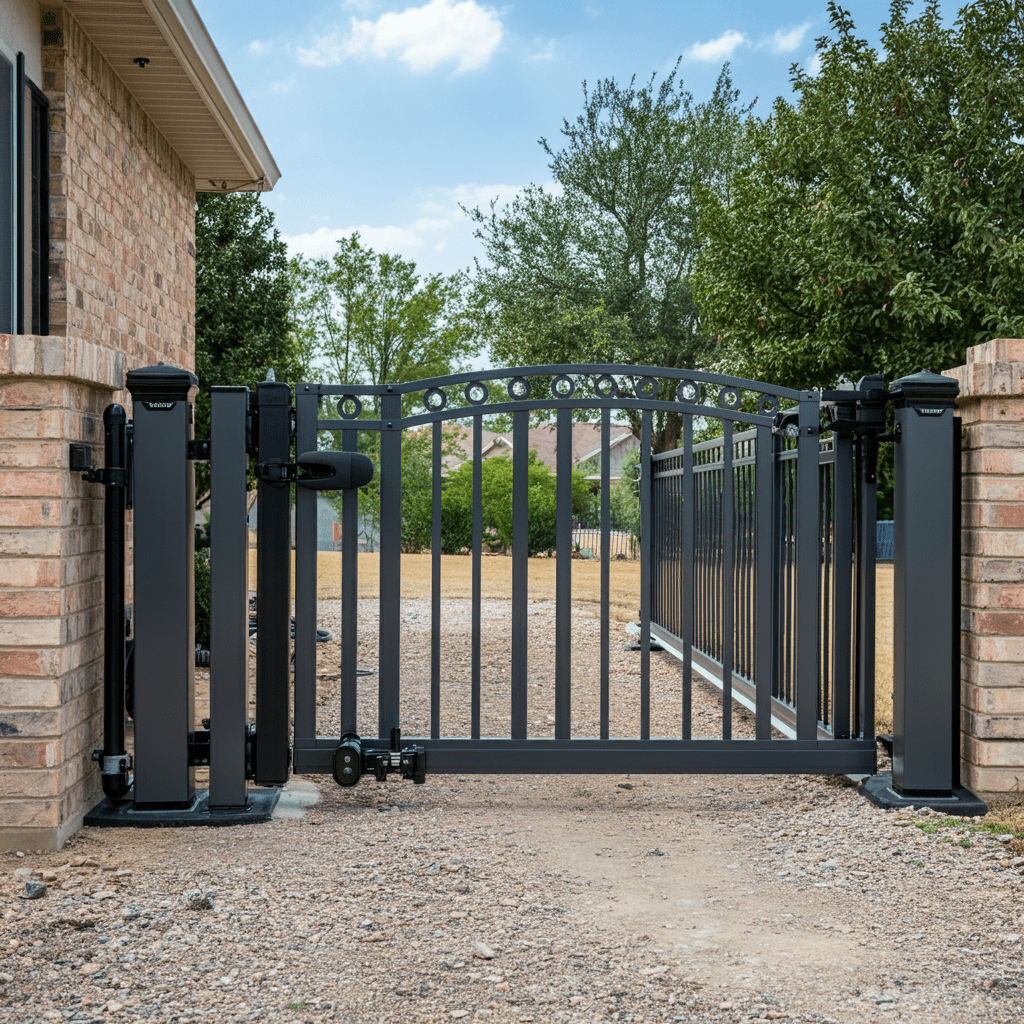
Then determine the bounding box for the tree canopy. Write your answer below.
[193,192,306,503]
[693,0,1024,390]
[466,62,751,450]
[291,233,477,415]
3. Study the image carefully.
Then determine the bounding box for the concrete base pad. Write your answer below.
[83,787,281,828]
[859,772,988,817]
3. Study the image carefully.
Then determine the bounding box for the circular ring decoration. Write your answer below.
[423,387,448,412]
[676,379,702,405]
[464,381,489,406]
[717,386,742,410]
[594,374,619,399]
[507,376,531,400]
[635,376,659,399]
[550,374,577,399]
[757,394,780,417]
[336,395,362,420]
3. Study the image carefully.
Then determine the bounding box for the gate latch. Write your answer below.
[256,451,374,490]
[332,728,425,787]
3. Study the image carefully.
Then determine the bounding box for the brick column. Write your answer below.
[0,334,122,850]
[948,339,1024,795]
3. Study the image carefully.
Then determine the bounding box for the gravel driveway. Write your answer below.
[3,598,1022,1024]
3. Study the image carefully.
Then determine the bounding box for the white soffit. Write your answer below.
[62,0,280,191]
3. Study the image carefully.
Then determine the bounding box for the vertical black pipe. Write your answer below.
[100,404,130,799]
[511,409,529,740]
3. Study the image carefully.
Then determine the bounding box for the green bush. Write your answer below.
[194,549,212,649]
[441,450,590,555]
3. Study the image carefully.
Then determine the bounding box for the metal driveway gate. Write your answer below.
[276,365,900,781]
[80,362,968,825]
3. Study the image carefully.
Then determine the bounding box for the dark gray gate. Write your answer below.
[284,365,887,778]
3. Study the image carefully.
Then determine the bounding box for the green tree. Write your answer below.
[194,192,307,504]
[693,0,1024,390]
[466,62,751,451]
[291,233,477,414]
[440,451,590,555]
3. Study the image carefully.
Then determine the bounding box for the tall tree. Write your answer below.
[291,233,477,414]
[467,62,752,451]
[693,0,1024,390]
[194,192,306,503]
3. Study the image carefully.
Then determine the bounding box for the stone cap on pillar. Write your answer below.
[889,369,960,407]
[126,365,199,402]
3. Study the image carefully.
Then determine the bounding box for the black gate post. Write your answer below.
[889,370,960,795]
[125,365,198,807]
[254,379,292,786]
[209,386,250,808]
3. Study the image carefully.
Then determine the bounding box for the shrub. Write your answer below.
[194,548,212,649]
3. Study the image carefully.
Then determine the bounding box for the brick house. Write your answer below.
[0,0,278,850]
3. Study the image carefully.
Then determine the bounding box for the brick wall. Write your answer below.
[949,339,1024,795]
[0,4,195,850]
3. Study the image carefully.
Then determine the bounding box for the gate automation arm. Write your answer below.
[256,450,374,490]
[333,729,426,787]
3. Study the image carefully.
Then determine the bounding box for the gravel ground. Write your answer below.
[3,597,1023,1024]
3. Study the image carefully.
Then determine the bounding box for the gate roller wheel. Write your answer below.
[333,735,362,787]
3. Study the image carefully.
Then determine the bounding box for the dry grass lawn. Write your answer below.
[248,549,896,730]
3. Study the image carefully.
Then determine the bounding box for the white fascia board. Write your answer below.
[143,0,281,190]
[576,432,635,465]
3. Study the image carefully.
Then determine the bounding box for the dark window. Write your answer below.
[0,50,49,335]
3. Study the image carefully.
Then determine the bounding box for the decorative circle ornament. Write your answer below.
[676,380,702,404]
[757,394,780,417]
[507,376,531,400]
[464,382,489,406]
[551,374,577,398]
[423,387,448,412]
[717,386,742,410]
[594,374,618,399]
[635,376,659,399]
[336,395,362,420]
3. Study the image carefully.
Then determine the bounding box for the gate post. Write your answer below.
[889,370,960,795]
[125,365,198,807]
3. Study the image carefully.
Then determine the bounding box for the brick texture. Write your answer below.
[949,340,1024,797]
[0,5,196,851]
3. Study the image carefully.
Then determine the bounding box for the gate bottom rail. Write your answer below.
[293,736,876,777]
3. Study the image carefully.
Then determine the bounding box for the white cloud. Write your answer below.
[297,0,503,73]
[762,22,811,54]
[807,52,822,77]
[249,39,273,56]
[686,29,747,64]
[526,39,556,63]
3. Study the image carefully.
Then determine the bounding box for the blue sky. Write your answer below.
[198,0,957,279]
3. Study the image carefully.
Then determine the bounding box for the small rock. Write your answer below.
[185,895,213,911]
[0,973,13,984]
[79,963,103,975]
[995,834,1014,844]
[640,965,669,976]
[720,1002,735,1010]
[569,995,584,1004]
[495,981,509,991]
[474,941,496,959]
[617,783,633,791]
[91,890,117,901]
[13,867,34,880]
[450,1012,470,1019]
[19,881,47,900]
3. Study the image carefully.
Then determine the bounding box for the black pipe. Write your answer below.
[101,405,131,800]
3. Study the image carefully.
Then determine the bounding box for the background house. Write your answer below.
[0,0,278,851]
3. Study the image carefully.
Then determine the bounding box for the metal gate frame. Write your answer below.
[282,365,887,778]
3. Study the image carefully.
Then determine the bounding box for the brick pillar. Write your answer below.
[948,339,1024,795]
[0,334,122,850]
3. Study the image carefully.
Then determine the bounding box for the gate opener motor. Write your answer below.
[333,729,425,787]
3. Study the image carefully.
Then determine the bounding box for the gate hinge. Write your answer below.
[187,722,258,776]
[188,438,211,461]
[332,729,426,787]
[80,465,128,487]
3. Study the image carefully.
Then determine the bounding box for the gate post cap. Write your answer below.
[126,364,198,401]
[889,369,960,404]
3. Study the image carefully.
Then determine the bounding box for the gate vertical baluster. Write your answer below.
[831,414,855,739]
[754,423,774,740]
[378,392,402,740]
[556,406,573,739]
[722,420,734,740]
[341,427,359,737]
[472,415,482,738]
[431,419,442,739]
[293,388,318,754]
[821,456,832,727]
[682,416,694,740]
[640,408,652,740]
[600,407,610,740]
[796,392,821,739]
[511,409,529,740]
